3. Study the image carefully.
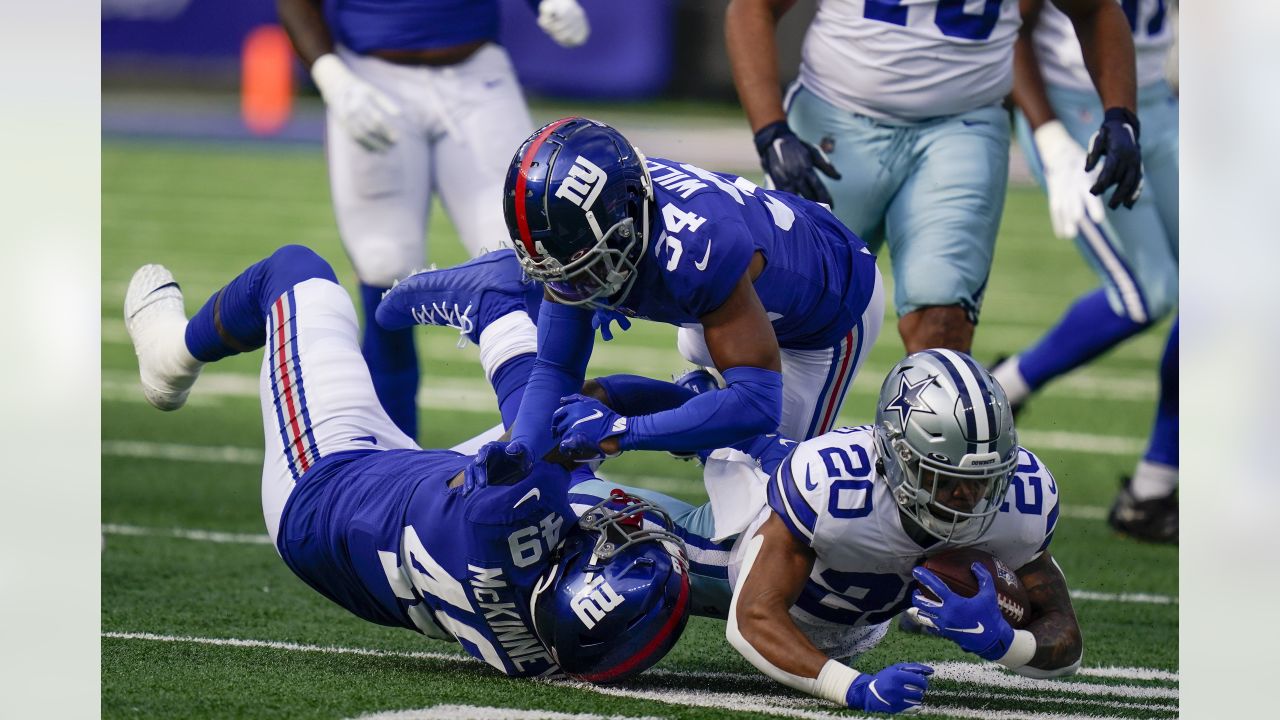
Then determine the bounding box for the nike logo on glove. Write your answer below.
[570,410,603,428]
[943,622,986,634]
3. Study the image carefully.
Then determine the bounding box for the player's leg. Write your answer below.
[431,44,535,258]
[327,50,433,439]
[567,479,734,620]
[887,104,1010,354]
[785,84,901,251]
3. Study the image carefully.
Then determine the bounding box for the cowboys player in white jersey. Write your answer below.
[276,0,589,439]
[725,0,1142,356]
[991,0,1179,543]
[563,351,1080,713]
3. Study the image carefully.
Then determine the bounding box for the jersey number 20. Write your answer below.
[865,0,1004,41]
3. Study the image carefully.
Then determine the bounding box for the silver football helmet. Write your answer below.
[874,350,1019,543]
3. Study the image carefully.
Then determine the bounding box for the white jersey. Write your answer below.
[1034,0,1174,92]
[798,0,1022,122]
[725,426,1059,659]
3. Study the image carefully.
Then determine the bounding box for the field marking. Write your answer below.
[926,689,1175,713]
[100,524,1177,607]
[103,631,1177,720]
[350,705,663,720]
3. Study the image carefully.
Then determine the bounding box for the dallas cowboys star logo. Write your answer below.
[886,374,938,427]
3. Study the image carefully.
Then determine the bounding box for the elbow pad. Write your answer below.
[620,366,783,452]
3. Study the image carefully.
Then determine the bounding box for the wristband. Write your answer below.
[814,660,860,705]
[995,629,1037,670]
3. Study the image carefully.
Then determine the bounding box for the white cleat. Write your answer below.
[123,264,204,411]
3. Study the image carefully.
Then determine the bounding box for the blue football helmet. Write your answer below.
[503,117,653,309]
[531,488,690,683]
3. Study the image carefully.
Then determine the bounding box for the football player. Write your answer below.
[725,0,1141,355]
[121,244,689,682]
[991,0,1178,542]
[419,116,885,462]
[560,352,1080,713]
[276,0,589,439]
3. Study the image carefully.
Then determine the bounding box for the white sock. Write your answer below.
[478,311,537,382]
[1130,460,1178,500]
[992,355,1031,406]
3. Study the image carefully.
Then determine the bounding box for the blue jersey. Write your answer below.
[620,157,878,350]
[326,0,516,53]
[276,448,573,677]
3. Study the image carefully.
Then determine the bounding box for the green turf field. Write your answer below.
[102,139,1177,719]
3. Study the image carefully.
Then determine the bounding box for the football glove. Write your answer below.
[846,663,933,714]
[538,0,590,48]
[592,308,631,341]
[466,441,533,493]
[311,54,402,153]
[1085,107,1144,209]
[1034,120,1107,239]
[551,395,628,461]
[753,121,841,207]
[909,564,1015,661]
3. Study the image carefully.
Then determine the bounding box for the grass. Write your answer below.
[102,138,1177,719]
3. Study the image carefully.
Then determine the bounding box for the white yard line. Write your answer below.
[351,707,663,720]
[103,632,1177,720]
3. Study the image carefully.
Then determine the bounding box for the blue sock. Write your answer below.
[1144,320,1178,467]
[185,245,337,362]
[595,374,698,416]
[491,353,536,429]
[359,283,419,440]
[1019,288,1150,390]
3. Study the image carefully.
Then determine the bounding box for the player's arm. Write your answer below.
[728,514,932,712]
[1014,550,1084,678]
[511,296,597,459]
[276,0,332,66]
[1051,0,1143,209]
[1012,0,1055,131]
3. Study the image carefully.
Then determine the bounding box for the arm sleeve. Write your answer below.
[618,366,783,453]
[510,299,595,457]
[594,374,698,416]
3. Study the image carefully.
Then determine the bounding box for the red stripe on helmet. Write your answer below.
[576,569,690,684]
[514,118,575,258]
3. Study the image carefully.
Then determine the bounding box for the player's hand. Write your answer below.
[1085,107,1144,210]
[310,53,402,153]
[845,662,933,714]
[1033,120,1107,239]
[467,441,533,492]
[753,121,841,207]
[538,0,590,48]
[592,308,631,341]
[551,394,627,461]
[909,564,1015,661]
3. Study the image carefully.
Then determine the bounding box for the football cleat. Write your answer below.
[1108,476,1178,544]
[375,249,542,345]
[123,264,204,411]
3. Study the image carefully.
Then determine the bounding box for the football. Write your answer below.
[919,547,1031,629]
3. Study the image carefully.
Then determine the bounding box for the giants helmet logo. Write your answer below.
[570,575,623,629]
[554,155,607,210]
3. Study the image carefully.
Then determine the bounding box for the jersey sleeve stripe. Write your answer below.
[1037,495,1061,553]
[766,458,817,544]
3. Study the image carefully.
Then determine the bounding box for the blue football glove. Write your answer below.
[466,441,533,493]
[1085,107,1144,210]
[550,394,628,461]
[910,564,1015,661]
[754,121,841,207]
[591,308,631,341]
[846,662,934,714]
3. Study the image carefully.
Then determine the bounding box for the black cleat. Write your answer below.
[1107,475,1178,544]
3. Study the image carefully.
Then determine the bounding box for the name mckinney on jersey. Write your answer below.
[469,565,558,673]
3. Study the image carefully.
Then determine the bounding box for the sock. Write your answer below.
[491,353,536,429]
[360,282,420,439]
[594,374,699,416]
[991,358,1032,406]
[1141,320,1179,470]
[478,311,538,382]
[1018,288,1150,391]
[185,245,337,362]
[1130,460,1178,500]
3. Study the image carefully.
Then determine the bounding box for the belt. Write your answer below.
[368,40,487,67]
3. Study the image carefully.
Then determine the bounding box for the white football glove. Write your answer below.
[310,54,402,153]
[1034,120,1106,239]
[538,0,590,48]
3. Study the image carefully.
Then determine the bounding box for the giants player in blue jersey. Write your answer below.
[428,116,883,462]
[276,0,589,439]
[121,244,690,682]
[555,352,1081,713]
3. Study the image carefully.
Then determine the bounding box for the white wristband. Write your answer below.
[995,629,1038,670]
[814,660,860,705]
